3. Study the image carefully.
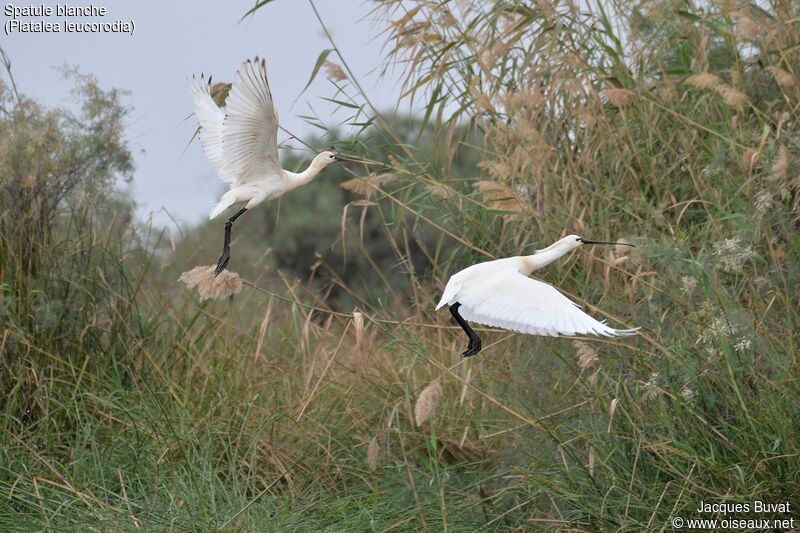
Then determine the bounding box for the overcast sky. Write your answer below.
[3,0,404,225]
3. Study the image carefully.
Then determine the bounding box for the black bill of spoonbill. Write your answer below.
[190,57,346,276]
[436,235,639,357]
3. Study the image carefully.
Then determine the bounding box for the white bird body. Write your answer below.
[190,57,338,274]
[437,235,638,356]
[208,157,332,219]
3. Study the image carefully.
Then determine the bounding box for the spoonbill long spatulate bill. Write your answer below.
[190,57,343,275]
[436,235,639,357]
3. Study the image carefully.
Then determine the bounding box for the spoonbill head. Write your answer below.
[437,235,638,357]
[535,233,585,252]
[313,150,344,167]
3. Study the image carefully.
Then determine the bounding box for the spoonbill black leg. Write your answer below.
[215,207,247,276]
[449,302,482,357]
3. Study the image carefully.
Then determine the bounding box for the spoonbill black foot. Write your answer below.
[214,207,246,276]
[449,302,483,358]
[214,245,230,276]
[462,337,482,358]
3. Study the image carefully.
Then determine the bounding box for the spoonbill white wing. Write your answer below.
[190,76,230,181]
[442,264,638,337]
[221,57,282,186]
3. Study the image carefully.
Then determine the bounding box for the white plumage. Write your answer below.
[437,235,638,356]
[189,57,341,274]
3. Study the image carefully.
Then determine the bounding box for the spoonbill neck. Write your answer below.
[289,159,326,186]
[521,246,572,274]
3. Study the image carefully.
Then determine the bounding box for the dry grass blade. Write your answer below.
[353,309,365,355]
[254,297,273,359]
[607,398,619,433]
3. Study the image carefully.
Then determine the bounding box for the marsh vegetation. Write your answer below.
[1,1,799,530]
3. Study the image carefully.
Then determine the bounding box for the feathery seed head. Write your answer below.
[681,386,696,400]
[734,338,752,351]
[506,87,544,113]
[179,266,243,301]
[210,82,232,107]
[603,88,635,107]
[769,145,789,182]
[178,265,211,289]
[696,311,747,360]
[414,378,443,427]
[767,66,795,88]
[736,16,760,40]
[685,73,721,90]
[714,84,748,107]
[427,182,458,200]
[19,174,36,188]
[366,438,379,471]
[213,270,243,300]
[573,341,598,369]
[473,92,495,112]
[324,61,348,82]
[754,189,774,214]
[698,315,737,343]
[473,180,532,215]
[712,238,755,273]
[641,372,660,402]
[340,173,396,197]
[681,276,698,294]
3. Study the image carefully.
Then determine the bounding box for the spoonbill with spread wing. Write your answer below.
[191,57,345,275]
[436,235,639,357]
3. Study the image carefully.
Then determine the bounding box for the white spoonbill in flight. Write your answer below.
[436,235,639,357]
[190,57,345,275]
